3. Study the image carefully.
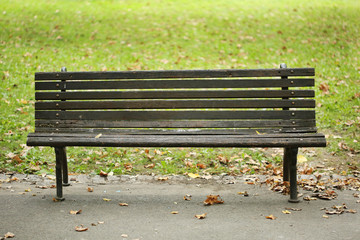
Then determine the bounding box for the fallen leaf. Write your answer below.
[75,225,88,232]
[4,232,15,238]
[157,177,168,181]
[195,213,207,219]
[95,133,102,138]
[297,155,307,163]
[303,196,317,201]
[188,173,200,179]
[282,210,291,214]
[322,215,329,219]
[196,163,206,169]
[119,203,128,206]
[171,211,179,214]
[285,207,302,211]
[237,191,249,197]
[70,209,82,215]
[319,82,330,94]
[204,195,224,205]
[144,163,155,169]
[103,198,111,202]
[346,209,357,214]
[121,234,128,238]
[99,170,108,177]
[25,188,31,192]
[184,194,192,201]
[52,197,59,202]
[265,214,277,220]
[98,221,105,224]
[87,187,94,192]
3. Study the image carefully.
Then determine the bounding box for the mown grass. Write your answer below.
[1,0,359,176]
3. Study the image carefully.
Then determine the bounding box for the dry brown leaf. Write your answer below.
[303,196,317,201]
[204,195,224,206]
[119,203,128,206]
[70,209,82,215]
[265,214,277,220]
[99,170,108,177]
[171,211,179,214]
[319,82,330,94]
[196,163,206,169]
[195,213,207,219]
[87,187,94,192]
[75,225,88,232]
[144,163,155,169]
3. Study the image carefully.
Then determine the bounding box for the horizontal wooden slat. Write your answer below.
[33,128,318,134]
[35,78,315,90]
[35,90,315,100]
[35,110,315,120]
[35,119,316,128]
[35,68,315,80]
[29,132,324,138]
[27,134,326,147]
[35,99,315,110]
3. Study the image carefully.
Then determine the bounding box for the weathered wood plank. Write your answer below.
[35,90,315,100]
[35,110,316,120]
[35,68,315,80]
[35,99,315,110]
[35,78,315,90]
[35,119,316,128]
[29,132,325,138]
[27,135,327,147]
[33,128,318,134]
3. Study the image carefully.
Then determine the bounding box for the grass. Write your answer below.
[0,0,359,176]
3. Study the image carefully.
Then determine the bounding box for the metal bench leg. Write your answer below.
[61,147,70,186]
[288,147,299,203]
[54,147,65,201]
[283,148,290,182]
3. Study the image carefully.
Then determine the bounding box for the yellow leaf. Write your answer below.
[195,213,207,219]
[188,173,200,179]
[265,214,277,220]
[282,210,291,214]
[297,155,307,163]
[95,133,102,138]
[70,209,82,215]
[103,198,111,202]
[171,211,179,214]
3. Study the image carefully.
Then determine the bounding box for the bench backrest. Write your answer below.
[34,67,317,135]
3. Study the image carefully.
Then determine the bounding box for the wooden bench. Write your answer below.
[27,63,326,202]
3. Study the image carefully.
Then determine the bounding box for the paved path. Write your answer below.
[1,174,359,240]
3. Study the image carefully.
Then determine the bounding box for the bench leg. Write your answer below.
[283,148,290,182]
[54,147,65,201]
[61,147,70,186]
[287,147,299,203]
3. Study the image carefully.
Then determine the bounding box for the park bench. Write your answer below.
[27,63,326,202]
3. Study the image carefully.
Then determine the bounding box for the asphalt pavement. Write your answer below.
[0,173,359,240]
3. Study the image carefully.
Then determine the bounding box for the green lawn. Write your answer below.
[1,0,359,176]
